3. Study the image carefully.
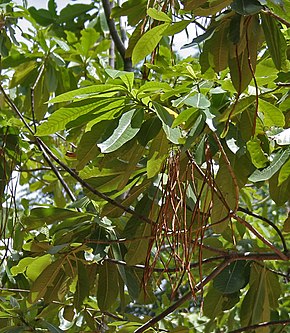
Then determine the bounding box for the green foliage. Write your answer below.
[0,0,289,332]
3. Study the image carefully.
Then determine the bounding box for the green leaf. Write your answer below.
[261,13,288,70]
[209,20,231,72]
[132,23,170,64]
[219,95,256,122]
[28,7,56,26]
[259,99,285,128]
[211,158,238,232]
[74,260,89,311]
[246,138,268,168]
[269,172,290,206]
[172,107,199,128]
[22,207,91,230]
[194,0,232,16]
[213,261,250,294]
[231,0,263,15]
[240,264,281,328]
[137,116,162,146]
[147,130,169,178]
[183,93,211,109]
[49,84,124,103]
[43,321,64,333]
[78,28,99,57]
[58,3,94,22]
[204,286,240,319]
[249,147,290,182]
[162,20,191,36]
[229,16,260,93]
[283,213,290,233]
[278,158,290,185]
[75,123,102,171]
[29,258,64,303]
[97,109,142,153]
[125,222,151,265]
[26,254,52,282]
[97,261,119,311]
[36,99,101,136]
[147,8,171,22]
[152,102,181,144]
[270,128,290,146]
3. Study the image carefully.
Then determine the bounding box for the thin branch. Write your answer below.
[233,214,288,261]
[36,138,154,225]
[101,0,132,71]
[228,319,290,333]
[134,260,230,333]
[105,255,225,272]
[262,8,290,28]
[238,206,288,252]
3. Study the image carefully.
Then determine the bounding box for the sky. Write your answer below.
[13,0,196,57]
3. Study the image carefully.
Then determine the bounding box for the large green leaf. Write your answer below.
[203,286,240,319]
[132,23,170,64]
[259,99,285,128]
[29,258,65,303]
[269,172,290,206]
[97,261,119,311]
[152,102,181,144]
[240,264,281,328]
[147,8,171,22]
[211,158,238,232]
[97,109,142,153]
[74,260,89,311]
[125,222,151,265]
[194,0,232,16]
[261,13,288,70]
[249,147,290,182]
[22,207,91,230]
[49,84,124,104]
[231,0,263,15]
[213,261,250,294]
[147,130,169,178]
[246,138,268,169]
[37,98,125,136]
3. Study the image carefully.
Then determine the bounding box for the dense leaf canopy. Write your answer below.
[0,0,289,332]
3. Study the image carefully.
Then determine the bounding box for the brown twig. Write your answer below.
[261,8,290,28]
[228,319,290,333]
[233,214,288,260]
[134,260,231,333]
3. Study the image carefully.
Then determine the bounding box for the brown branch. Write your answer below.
[134,260,230,333]
[1,82,153,224]
[233,214,288,260]
[228,319,290,333]
[101,0,132,71]
[261,8,290,28]
[36,138,154,225]
[238,206,288,252]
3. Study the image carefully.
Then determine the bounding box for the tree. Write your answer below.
[0,0,289,332]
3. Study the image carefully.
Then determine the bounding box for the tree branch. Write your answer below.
[262,8,290,28]
[134,260,230,333]
[228,319,290,333]
[238,206,288,252]
[101,0,132,71]
[233,214,288,260]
